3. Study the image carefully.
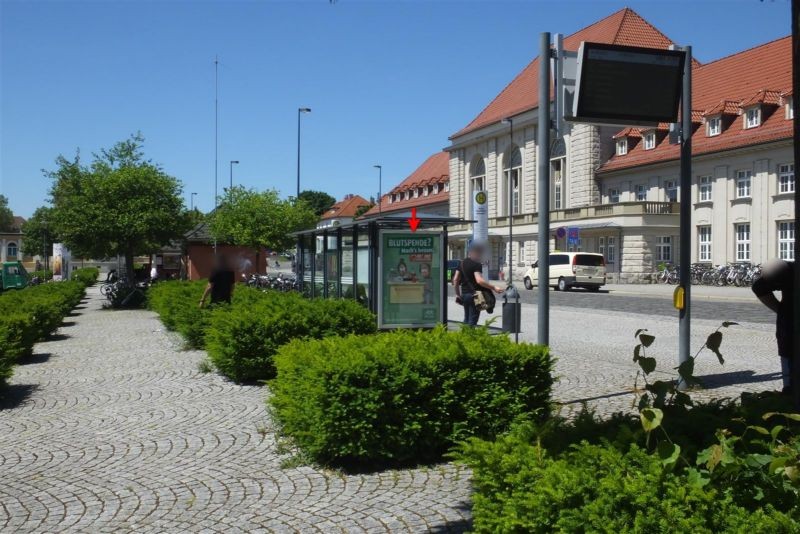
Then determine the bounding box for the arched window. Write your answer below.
[7,242,17,259]
[504,147,522,215]
[470,156,485,193]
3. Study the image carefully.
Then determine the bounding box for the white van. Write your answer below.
[523,252,607,292]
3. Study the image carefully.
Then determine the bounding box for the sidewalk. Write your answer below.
[0,287,472,533]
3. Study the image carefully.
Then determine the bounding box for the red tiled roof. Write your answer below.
[320,194,371,220]
[601,36,792,173]
[363,151,449,217]
[451,8,678,139]
[741,89,783,107]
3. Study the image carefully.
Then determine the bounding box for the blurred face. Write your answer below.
[398,263,407,274]
[420,264,430,277]
[469,246,483,260]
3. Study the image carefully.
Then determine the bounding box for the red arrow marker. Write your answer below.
[408,208,420,232]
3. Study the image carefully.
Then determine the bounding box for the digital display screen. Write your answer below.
[572,43,686,126]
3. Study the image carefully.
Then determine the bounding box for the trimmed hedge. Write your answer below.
[71,267,99,286]
[206,291,376,382]
[270,327,553,467]
[0,279,89,386]
[460,434,798,533]
[148,281,211,348]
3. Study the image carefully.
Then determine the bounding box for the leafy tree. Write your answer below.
[209,186,317,264]
[47,134,191,283]
[353,202,375,218]
[297,190,336,218]
[0,195,15,231]
[20,206,57,257]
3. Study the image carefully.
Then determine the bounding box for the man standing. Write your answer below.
[200,253,235,307]
[752,259,796,395]
[452,243,504,326]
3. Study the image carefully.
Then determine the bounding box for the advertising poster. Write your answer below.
[52,243,64,281]
[472,190,488,243]
[379,231,442,329]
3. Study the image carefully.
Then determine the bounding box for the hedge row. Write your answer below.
[71,267,99,286]
[458,394,800,533]
[0,279,90,386]
[270,326,553,467]
[147,281,376,381]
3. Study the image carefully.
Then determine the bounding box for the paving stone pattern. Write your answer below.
[0,288,471,533]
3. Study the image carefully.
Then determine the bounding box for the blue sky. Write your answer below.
[0,0,792,217]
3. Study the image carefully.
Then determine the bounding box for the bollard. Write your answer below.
[502,285,522,341]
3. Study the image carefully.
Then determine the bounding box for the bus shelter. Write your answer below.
[293,213,471,325]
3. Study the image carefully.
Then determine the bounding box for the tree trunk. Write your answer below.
[125,246,136,285]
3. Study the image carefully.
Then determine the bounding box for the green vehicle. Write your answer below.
[0,261,28,291]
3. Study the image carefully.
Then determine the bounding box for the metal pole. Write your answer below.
[537,32,551,347]
[374,165,383,215]
[297,109,301,199]
[678,46,692,385]
[508,119,514,284]
[214,56,219,207]
[791,0,799,409]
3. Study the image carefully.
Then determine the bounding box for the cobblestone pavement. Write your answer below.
[0,288,471,533]
[449,297,783,417]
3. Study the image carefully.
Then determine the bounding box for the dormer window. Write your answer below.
[423,186,429,197]
[707,116,721,136]
[616,138,628,156]
[433,183,439,194]
[643,132,656,150]
[444,182,450,192]
[788,99,795,120]
[745,106,761,128]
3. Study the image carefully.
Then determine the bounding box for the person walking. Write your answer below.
[200,253,235,307]
[752,259,795,395]
[452,243,504,326]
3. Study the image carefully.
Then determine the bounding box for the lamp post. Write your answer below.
[229,160,239,189]
[190,192,197,212]
[297,107,311,198]
[501,117,515,285]
[373,165,382,215]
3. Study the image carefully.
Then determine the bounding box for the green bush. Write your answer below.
[71,267,99,286]
[207,292,376,382]
[0,281,87,386]
[459,432,798,533]
[148,281,211,348]
[270,326,553,468]
[28,269,53,281]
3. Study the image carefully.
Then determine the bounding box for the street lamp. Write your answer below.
[297,107,311,198]
[373,165,382,215]
[501,117,515,285]
[229,160,239,189]
[190,192,198,212]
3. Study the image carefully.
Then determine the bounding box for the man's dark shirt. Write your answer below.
[459,258,482,294]
[752,261,795,357]
[209,269,235,304]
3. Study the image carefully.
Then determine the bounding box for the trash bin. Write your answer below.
[502,285,521,334]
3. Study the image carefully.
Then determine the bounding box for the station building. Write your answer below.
[443,7,794,282]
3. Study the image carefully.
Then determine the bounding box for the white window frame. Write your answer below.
[778,221,795,261]
[635,184,647,201]
[735,223,751,262]
[656,236,672,262]
[698,226,712,262]
[736,170,752,199]
[607,236,616,264]
[6,242,17,258]
[599,236,605,258]
[707,116,721,136]
[643,132,656,150]
[745,107,761,128]
[698,176,712,202]
[608,188,620,204]
[778,163,795,194]
[433,183,439,194]
[444,182,450,192]
[665,181,678,203]
[788,99,795,120]
[616,139,628,156]
[517,241,525,267]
